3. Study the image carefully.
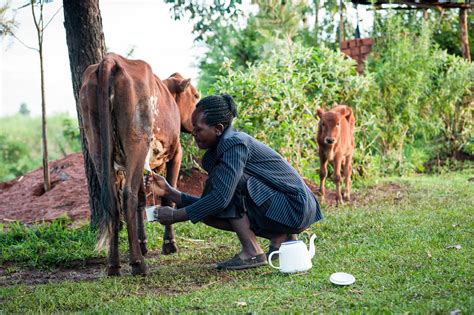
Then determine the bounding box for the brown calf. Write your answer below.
[79,53,199,276]
[317,105,355,205]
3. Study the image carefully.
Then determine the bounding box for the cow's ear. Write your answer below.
[178,78,191,92]
[344,106,353,120]
[317,108,324,119]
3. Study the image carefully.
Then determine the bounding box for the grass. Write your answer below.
[1,171,473,313]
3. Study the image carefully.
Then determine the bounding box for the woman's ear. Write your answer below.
[215,123,225,136]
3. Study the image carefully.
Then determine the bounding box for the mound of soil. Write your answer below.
[0,153,208,225]
[0,152,345,225]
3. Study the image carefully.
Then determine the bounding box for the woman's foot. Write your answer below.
[216,253,267,270]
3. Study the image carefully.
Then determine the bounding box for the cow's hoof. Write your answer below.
[131,262,148,276]
[107,266,121,277]
[162,240,178,255]
[139,241,148,256]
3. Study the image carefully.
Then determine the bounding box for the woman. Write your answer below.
[149,94,322,270]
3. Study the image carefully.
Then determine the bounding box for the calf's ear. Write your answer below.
[344,106,353,120]
[317,108,324,119]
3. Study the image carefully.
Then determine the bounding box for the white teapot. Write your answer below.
[268,234,317,273]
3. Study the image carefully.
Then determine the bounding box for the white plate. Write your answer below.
[330,272,355,286]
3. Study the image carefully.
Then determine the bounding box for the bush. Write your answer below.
[211,44,372,180]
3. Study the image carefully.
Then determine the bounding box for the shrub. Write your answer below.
[211,44,372,180]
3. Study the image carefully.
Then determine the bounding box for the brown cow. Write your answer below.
[79,53,199,276]
[316,105,355,205]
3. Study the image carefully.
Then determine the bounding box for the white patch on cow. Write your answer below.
[114,161,125,172]
[150,95,159,117]
[148,138,168,170]
[144,148,152,173]
[150,95,158,109]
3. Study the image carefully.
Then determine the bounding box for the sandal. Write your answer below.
[216,253,267,270]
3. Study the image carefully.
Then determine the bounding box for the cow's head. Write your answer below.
[163,73,199,133]
[317,106,352,145]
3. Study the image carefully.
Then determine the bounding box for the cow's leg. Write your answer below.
[107,222,121,276]
[343,154,353,202]
[161,146,182,255]
[318,152,328,203]
[333,157,343,206]
[137,181,148,256]
[123,172,147,275]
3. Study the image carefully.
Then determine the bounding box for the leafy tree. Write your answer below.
[18,103,30,116]
[0,1,16,37]
[28,0,62,192]
[163,0,243,41]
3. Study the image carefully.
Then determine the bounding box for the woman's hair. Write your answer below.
[195,94,237,128]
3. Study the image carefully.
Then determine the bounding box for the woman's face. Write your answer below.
[191,110,222,149]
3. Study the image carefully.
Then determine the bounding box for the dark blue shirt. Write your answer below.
[180,128,323,229]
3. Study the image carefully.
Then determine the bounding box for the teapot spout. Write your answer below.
[308,234,317,258]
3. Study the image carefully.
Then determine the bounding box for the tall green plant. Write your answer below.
[430,52,474,159]
[365,16,437,172]
[211,44,371,180]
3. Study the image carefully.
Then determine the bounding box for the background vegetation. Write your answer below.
[0,111,80,181]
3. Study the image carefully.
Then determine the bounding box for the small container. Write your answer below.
[145,206,156,222]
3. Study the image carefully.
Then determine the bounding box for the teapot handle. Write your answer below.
[268,251,280,269]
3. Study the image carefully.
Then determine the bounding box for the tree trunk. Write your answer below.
[63,0,106,227]
[338,0,345,45]
[31,0,51,192]
[459,8,471,62]
[39,45,50,192]
[313,0,320,44]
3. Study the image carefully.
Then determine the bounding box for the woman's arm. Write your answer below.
[147,173,182,205]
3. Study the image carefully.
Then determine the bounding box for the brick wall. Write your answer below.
[340,38,374,73]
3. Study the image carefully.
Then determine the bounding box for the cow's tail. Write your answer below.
[95,56,120,253]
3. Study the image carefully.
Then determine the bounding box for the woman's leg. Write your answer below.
[203,215,264,259]
[228,214,264,259]
[202,217,234,231]
[256,230,298,250]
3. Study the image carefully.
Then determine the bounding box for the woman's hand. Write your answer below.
[155,206,175,225]
[146,173,169,198]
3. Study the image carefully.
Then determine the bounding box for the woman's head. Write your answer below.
[191,94,238,149]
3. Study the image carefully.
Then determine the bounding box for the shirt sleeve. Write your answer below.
[179,192,200,207]
[184,143,248,223]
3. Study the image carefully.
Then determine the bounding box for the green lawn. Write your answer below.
[1,171,473,313]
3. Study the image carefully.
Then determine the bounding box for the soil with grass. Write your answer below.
[0,153,400,287]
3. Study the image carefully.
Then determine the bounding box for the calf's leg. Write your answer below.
[342,154,353,202]
[318,152,328,203]
[333,157,344,205]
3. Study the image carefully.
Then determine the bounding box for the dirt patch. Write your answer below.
[0,153,209,225]
[0,257,105,287]
[0,153,90,224]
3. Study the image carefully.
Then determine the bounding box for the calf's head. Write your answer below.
[163,73,200,133]
[317,106,352,145]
